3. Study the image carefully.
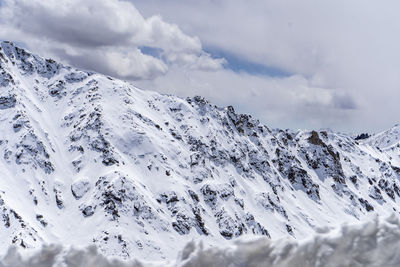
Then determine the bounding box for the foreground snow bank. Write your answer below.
[2,215,400,267]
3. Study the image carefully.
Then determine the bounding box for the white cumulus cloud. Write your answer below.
[0,0,224,80]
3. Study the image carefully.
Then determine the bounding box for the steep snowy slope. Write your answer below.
[368,124,400,149]
[0,41,400,261]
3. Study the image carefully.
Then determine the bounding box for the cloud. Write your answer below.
[135,67,359,131]
[0,0,224,80]
[133,0,400,132]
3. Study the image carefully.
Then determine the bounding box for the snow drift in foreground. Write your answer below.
[2,215,400,267]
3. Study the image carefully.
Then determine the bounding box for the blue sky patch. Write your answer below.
[139,46,164,59]
[204,46,291,77]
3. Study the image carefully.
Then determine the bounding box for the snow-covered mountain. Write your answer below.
[0,41,400,261]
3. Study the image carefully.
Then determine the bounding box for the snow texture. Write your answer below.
[2,215,400,267]
[0,41,400,262]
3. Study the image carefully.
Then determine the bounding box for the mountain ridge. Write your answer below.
[0,41,400,260]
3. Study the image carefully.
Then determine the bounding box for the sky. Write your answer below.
[0,0,399,133]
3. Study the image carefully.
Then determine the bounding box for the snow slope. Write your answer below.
[367,124,400,149]
[0,41,400,261]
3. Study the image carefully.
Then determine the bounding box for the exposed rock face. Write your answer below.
[0,41,400,261]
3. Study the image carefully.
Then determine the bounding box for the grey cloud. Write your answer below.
[135,68,359,132]
[4,0,139,47]
[331,93,358,110]
[133,0,400,132]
